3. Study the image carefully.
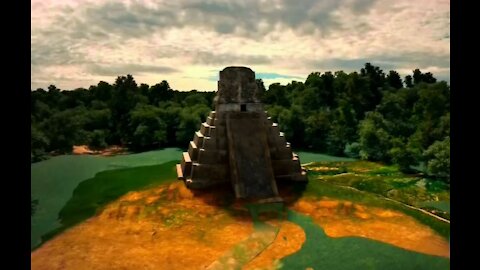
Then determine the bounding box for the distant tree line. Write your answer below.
[31,63,450,181]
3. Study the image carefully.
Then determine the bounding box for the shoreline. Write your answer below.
[72,145,129,156]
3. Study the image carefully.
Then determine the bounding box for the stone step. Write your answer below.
[206,116,215,126]
[209,125,216,137]
[209,111,216,119]
[193,131,205,147]
[271,123,279,134]
[190,163,229,185]
[197,148,228,164]
[176,164,184,180]
[200,122,211,136]
[181,152,192,177]
[188,141,198,161]
[183,151,191,163]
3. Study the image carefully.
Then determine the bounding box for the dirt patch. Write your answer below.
[244,221,306,270]
[72,145,128,156]
[290,197,450,258]
[308,166,340,172]
[31,182,254,270]
[32,181,449,269]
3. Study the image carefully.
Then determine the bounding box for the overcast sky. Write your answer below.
[31,0,450,91]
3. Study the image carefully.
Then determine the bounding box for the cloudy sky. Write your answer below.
[31,0,450,91]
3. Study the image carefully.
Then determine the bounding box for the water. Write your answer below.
[31,148,182,249]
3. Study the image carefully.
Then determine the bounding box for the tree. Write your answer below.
[423,72,437,83]
[129,105,168,150]
[299,87,322,112]
[404,75,413,88]
[358,112,391,161]
[388,138,418,173]
[29,64,449,175]
[413,69,423,85]
[139,83,149,97]
[263,83,290,107]
[149,80,173,106]
[177,111,202,145]
[31,197,39,216]
[255,79,266,101]
[423,137,450,180]
[344,142,361,158]
[412,69,437,85]
[31,125,49,162]
[46,85,62,108]
[183,92,208,107]
[41,108,86,153]
[158,102,182,145]
[88,130,108,151]
[304,109,330,150]
[110,74,139,144]
[361,63,386,106]
[386,70,403,89]
[91,81,112,102]
[278,105,305,147]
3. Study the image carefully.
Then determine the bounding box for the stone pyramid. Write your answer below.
[176,66,307,199]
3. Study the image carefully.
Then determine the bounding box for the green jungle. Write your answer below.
[31,64,450,269]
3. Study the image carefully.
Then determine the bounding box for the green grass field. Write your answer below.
[304,161,450,238]
[305,161,450,213]
[296,151,357,164]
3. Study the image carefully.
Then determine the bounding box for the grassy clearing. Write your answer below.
[280,210,449,270]
[296,151,357,164]
[40,161,178,247]
[305,161,449,209]
[302,161,450,239]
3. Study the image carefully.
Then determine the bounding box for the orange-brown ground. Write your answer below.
[72,145,127,156]
[31,182,254,270]
[32,182,449,269]
[290,197,450,258]
[243,221,306,270]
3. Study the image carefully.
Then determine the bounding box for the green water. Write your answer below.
[281,210,449,270]
[419,201,450,213]
[296,151,356,164]
[31,148,182,249]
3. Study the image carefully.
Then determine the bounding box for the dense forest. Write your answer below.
[31,63,450,181]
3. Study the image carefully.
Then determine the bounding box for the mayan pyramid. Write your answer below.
[176,66,307,199]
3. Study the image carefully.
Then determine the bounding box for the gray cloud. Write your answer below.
[31,0,449,89]
[31,0,378,70]
[351,0,377,14]
[308,51,450,74]
[86,63,178,76]
[191,51,271,65]
[39,0,378,42]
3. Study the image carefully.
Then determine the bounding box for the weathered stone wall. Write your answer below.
[177,66,307,199]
